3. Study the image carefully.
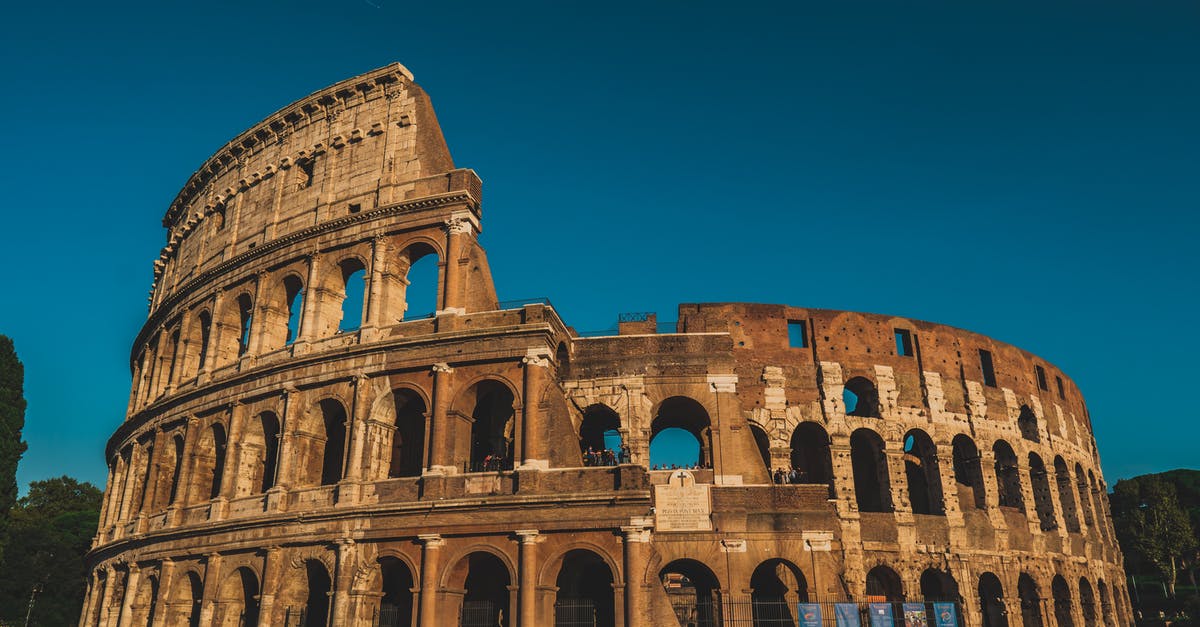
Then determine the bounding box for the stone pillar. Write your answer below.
[219,402,245,500]
[340,374,370,504]
[150,559,175,627]
[417,534,444,627]
[331,539,356,625]
[96,566,118,627]
[117,445,142,522]
[197,553,222,626]
[519,351,550,470]
[97,462,117,532]
[246,271,268,358]
[256,546,283,625]
[439,213,475,315]
[298,252,322,343]
[200,289,224,379]
[363,236,387,333]
[172,416,200,512]
[427,364,455,474]
[516,530,539,627]
[707,375,738,482]
[273,386,299,491]
[116,564,140,627]
[79,570,100,627]
[621,525,651,627]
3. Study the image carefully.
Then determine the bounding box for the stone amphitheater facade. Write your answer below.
[82,63,1131,627]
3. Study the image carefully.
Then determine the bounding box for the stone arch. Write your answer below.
[130,572,159,627]
[1054,456,1081,533]
[865,564,904,602]
[919,568,960,623]
[452,378,518,472]
[191,308,213,377]
[152,432,184,510]
[993,440,1024,511]
[552,549,616,627]
[87,570,107,626]
[1075,462,1096,529]
[790,421,833,491]
[259,272,306,353]
[978,572,1008,627]
[444,549,514,627]
[659,559,721,627]
[1028,453,1057,531]
[851,428,892,513]
[386,387,427,478]
[1018,405,1040,443]
[374,555,416,627]
[903,429,944,515]
[334,255,368,333]
[1096,579,1113,627]
[749,423,771,473]
[295,397,348,487]
[843,376,880,418]
[167,569,204,627]
[1052,575,1074,627]
[579,404,622,465]
[215,289,255,364]
[649,396,713,469]
[750,558,809,625]
[397,240,441,321]
[216,566,260,627]
[1018,573,1044,627]
[952,434,987,511]
[237,411,281,495]
[278,558,332,627]
[190,421,227,502]
[1079,577,1097,627]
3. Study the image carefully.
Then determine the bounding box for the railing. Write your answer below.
[554,598,600,627]
[461,600,503,627]
[465,457,514,473]
[668,596,965,627]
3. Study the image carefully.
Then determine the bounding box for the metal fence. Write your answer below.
[460,599,504,627]
[669,596,965,627]
[554,598,599,627]
[373,604,409,627]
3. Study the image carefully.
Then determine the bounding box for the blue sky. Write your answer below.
[0,0,1196,491]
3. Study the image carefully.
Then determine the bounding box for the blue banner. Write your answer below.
[902,603,928,627]
[932,603,958,627]
[868,603,894,627]
[835,603,862,627]
[798,603,823,627]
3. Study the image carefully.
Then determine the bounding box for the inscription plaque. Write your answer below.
[654,470,712,531]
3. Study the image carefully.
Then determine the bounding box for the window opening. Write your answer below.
[787,320,807,348]
[339,260,366,332]
[1035,365,1048,391]
[895,328,914,356]
[237,294,253,356]
[284,277,304,345]
[979,349,996,387]
[1056,376,1065,399]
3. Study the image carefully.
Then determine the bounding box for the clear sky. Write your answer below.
[0,0,1196,491]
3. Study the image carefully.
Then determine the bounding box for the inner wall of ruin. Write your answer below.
[82,63,1131,627]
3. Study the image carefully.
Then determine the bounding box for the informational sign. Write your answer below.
[902,603,928,627]
[932,603,958,627]
[797,603,822,627]
[653,470,712,531]
[834,604,861,627]
[868,603,894,627]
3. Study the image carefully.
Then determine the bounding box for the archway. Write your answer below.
[1054,456,1081,532]
[314,399,348,486]
[851,429,892,513]
[192,422,227,501]
[131,574,158,627]
[750,559,808,626]
[338,259,367,333]
[378,557,415,627]
[450,552,511,627]
[217,567,259,627]
[1052,576,1074,627]
[843,377,880,418]
[169,570,203,627]
[401,245,439,320]
[468,381,516,472]
[660,559,721,627]
[1018,406,1039,443]
[978,572,1008,627]
[749,424,771,473]
[919,568,959,624]
[1079,578,1096,627]
[1096,580,1113,627]
[993,440,1024,511]
[579,405,622,466]
[790,422,833,493]
[904,429,944,515]
[1018,574,1043,627]
[1028,453,1057,531]
[389,389,427,478]
[554,550,615,627]
[952,434,986,510]
[866,565,903,603]
[650,397,712,469]
[1075,462,1095,529]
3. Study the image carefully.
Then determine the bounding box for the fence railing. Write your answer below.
[668,596,965,627]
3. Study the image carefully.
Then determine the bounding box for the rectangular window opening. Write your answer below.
[1035,365,1048,391]
[1056,376,1065,399]
[979,349,996,387]
[348,203,361,214]
[787,320,808,349]
[894,328,914,357]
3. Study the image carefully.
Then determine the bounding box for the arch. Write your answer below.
[168,569,203,627]
[337,257,367,333]
[554,549,615,627]
[978,572,1008,627]
[236,292,254,357]
[919,568,960,623]
[1054,456,1081,532]
[865,565,904,602]
[1028,453,1057,531]
[555,342,570,378]
[131,573,159,627]
[1096,579,1113,627]
[1075,462,1096,529]
[445,551,512,627]
[750,559,809,626]
[378,556,415,627]
[851,428,892,513]
[903,429,945,515]
[659,559,721,627]
[1018,574,1044,627]
[843,376,880,418]
[579,404,622,466]
[790,422,834,492]
[952,434,987,511]
[1052,575,1074,627]
[462,379,516,472]
[649,396,712,469]
[87,570,107,626]
[320,399,348,485]
[993,440,1024,511]
[1018,405,1040,443]
[401,242,440,321]
[167,434,185,506]
[389,388,427,478]
[1079,577,1096,627]
[217,566,259,627]
[238,411,280,495]
[304,559,333,627]
[749,424,771,473]
[135,441,156,514]
[195,310,212,375]
[284,274,305,346]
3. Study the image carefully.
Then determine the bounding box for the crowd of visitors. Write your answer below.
[772,467,810,484]
[583,446,630,466]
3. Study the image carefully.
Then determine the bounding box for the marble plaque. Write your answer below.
[654,470,712,531]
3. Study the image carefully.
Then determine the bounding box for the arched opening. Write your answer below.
[904,429,944,515]
[135,442,156,513]
[1075,462,1095,529]
[1088,471,1106,540]
[237,293,254,357]
[554,550,615,627]
[993,440,1024,511]
[88,571,107,626]
[579,405,622,466]
[650,397,712,469]
[1052,576,1074,627]
[851,429,892,513]
[302,560,332,627]
[978,572,1008,627]
[1096,580,1112,627]
[843,377,880,418]
[165,330,181,389]
[196,311,212,374]
[468,381,515,472]
[1079,577,1096,627]
[866,565,904,603]
[402,246,439,321]
[790,422,833,492]
[920,568,960,623]
[320,400,348,486]
[378,557,415,627]
[749,424,771,473]
[1054,456,1081,532]
[259,412,280,492]
[1018,405,1039,443]
[284,275,304,345]
[555,342,570,379]
[1018,574,1044,627]
[338,259,367,333]
[750,559,808,626]
[191,423,227,501]
[218,567,259,627]
[455,552,511,627]
[1028,453,1057,531]
[660,559,721,627]
[389,389,427,478]
[167,435,184,505]
[952,434,986,511]
[133,574,158,627]
[175,570,203,627]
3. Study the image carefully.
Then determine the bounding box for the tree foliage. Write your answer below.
[0,335,29,564]
[0,476,100,626]
[1112,473,1199,597]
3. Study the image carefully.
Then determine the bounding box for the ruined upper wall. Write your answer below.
[148,63,460,309]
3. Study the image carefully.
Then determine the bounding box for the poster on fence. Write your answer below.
[835,603,861,627]
[932,603,958,627]
[868,603,894,627]
[902,603,928,627]
[798,603,822,627]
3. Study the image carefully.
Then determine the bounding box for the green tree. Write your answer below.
[0,476,101,626]
[0,335,29,565]
[1112,475,1198,598]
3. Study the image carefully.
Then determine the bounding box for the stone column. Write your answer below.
[427,364,455,474]
[117,445,142,523]
[621,525,651,627]
[79,570,100,627]
[97,462,117,532]
[150,559,175,627]
[219,402,245,501]
[340,374,370,504]
[172,416,200,513]
[96,566,118,627]
[246,271,268,358]
[417,534,444,627]
[256,546,283,625]
[298,252,322,343]
[439,213,475,315]
[519,351,550,470]
[331,539,356,625]
[516,530,539,627]
[200,290,223,379]
[363,236,387,333]
[273,386,299,491]
[197,553,222,626]
[116,564,140,627]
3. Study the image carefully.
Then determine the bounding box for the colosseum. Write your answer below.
[82,63,1131,627]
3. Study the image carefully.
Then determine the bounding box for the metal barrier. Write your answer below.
[669,596,965,627]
